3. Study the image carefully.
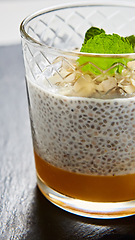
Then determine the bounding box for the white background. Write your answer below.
[0,0,81,45]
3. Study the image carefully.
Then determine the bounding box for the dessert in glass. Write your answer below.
[20,2,135,218]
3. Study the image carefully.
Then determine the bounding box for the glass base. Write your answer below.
[37,175,135,219]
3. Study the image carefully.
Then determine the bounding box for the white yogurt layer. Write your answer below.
[27,74,135,176]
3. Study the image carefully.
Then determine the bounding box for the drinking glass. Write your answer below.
[20,1,135,218]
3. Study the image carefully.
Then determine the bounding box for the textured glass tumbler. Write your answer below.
[20,1,135,218]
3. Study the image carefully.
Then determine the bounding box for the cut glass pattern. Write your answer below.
[22,5,135,97]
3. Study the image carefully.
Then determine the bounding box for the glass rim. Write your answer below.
[20,0,135,58]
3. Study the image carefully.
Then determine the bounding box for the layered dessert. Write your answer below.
[27,27,135,202]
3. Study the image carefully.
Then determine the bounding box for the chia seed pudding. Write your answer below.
[27,59,135,177]
[20,2,135,217]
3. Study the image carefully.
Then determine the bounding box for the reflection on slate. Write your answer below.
[1,44,135,239]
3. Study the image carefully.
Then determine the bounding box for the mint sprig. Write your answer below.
[83,27,105,44]
[78,27,134,75]
[125,35,135,51]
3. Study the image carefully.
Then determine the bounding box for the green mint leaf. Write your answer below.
[78,32,134,75]
[83,27,105,44]
[125,35,135,51]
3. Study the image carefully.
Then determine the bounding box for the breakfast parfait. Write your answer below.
[26,26,135,204]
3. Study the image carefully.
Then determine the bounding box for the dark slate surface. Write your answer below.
[1,44,135,240]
